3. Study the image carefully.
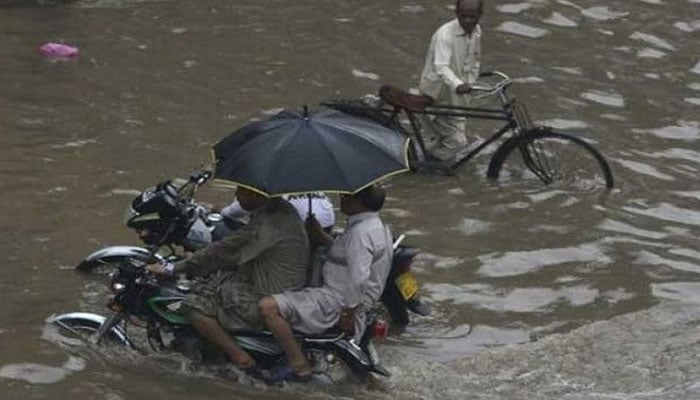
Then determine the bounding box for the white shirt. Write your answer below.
[321,212,393,310]
[220,192,335,229]
[419,20,481,99]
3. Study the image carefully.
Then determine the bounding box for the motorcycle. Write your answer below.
[74,170,430,326]
[49,257,390,383]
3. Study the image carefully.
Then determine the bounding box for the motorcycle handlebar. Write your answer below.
[189,170,212,186]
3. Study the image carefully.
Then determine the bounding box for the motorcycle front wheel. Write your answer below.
[75,259,126,275]
[48,313,134,348]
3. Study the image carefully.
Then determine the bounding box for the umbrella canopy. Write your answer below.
[212,107,410,196]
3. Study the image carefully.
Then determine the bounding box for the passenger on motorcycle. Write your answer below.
[220,191,335,234]
[148,186,309,375]
[258,184,393,382]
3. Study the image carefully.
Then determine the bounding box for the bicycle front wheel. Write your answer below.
[487,128,614,190]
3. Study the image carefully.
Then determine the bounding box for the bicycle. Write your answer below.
[322,71,614,190]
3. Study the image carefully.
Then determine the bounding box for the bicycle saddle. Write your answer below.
[379,85,435,112]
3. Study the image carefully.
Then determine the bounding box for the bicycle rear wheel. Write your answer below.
[486,127,614,190]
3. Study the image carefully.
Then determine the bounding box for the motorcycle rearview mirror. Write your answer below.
[189,169,212,186]
[392,234,406,250]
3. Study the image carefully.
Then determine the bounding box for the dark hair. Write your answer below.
[456,0,483,13]
[355,184,386,211]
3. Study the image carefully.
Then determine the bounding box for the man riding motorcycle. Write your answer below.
[147,186,309,377]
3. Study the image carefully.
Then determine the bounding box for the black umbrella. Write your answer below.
[212,106,410,197]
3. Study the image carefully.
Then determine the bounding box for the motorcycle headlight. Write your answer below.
[108,269,126,293]
[111,282,126,292]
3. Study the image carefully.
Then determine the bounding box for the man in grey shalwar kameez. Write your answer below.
[258,184,393,382]
[149,187,309,372]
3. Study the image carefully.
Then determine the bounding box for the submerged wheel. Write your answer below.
[75,259,127,275]
[380,282,410,327]
[48,314,133,348]
[486,128,614,190]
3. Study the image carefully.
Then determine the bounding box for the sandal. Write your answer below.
[241,364,278,385]
[267,365,313,383]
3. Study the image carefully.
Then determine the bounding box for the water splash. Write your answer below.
[0,356,85,384]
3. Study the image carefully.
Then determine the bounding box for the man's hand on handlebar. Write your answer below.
[146,261,175,276]
[455,83,472,95]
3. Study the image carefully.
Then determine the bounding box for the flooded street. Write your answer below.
[1,0,699,399]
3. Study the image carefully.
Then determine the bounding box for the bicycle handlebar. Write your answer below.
[469,70,512,94]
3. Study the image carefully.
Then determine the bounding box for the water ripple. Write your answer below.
[693,60,700,74]
[496,3,535,14]
[581,6,629,21]
[623,203,700,226]
[477,243,611,278]
[495,21,549,38]
[632,121,700,141]
[647,148,700,164]
[597,218,669,239]
[351,69,379,81]
[399,5,425,13]
[543,12,578,27]
[674,20,700,33]
[673,190,700,200]
[636,250,700,274]
[425,282,600,312]
[616,159,676,181]
[670,248,700,262]
[580,90,625,107]
[637,48,668,59]
[652,282,700,303]
[629,31,677,51]
[455,218,493,235]
[416,324,530,362]
[537,118,589,129]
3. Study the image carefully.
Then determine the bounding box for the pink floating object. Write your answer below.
[38,42,79,59]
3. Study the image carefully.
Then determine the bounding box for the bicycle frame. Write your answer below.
[323,70,614,188]
[378,73,531,172]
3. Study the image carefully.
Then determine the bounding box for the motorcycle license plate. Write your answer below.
[395,272,419,300]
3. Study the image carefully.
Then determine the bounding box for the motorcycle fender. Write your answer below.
[47,312,135,348]
[76,246,166,270]
[329,339,391,377]
[331,339,370,367]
